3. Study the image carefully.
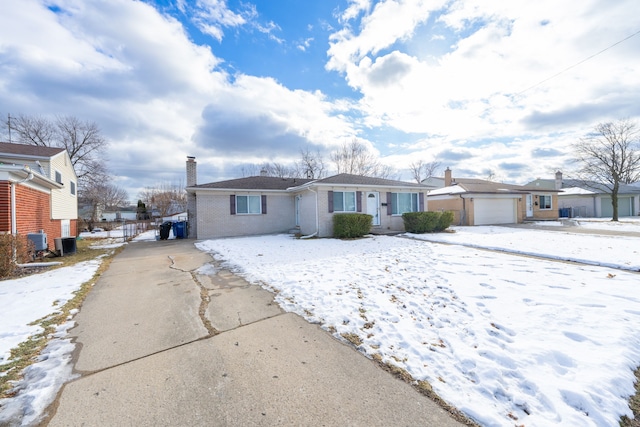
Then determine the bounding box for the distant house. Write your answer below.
[0,142,78,249]
[185,158,428,239]
[528,171,640,218]
[427,168,559,226]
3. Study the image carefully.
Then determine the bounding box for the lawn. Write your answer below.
[196,221,640,427]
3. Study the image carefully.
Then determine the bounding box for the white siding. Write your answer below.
[49,152,78,220]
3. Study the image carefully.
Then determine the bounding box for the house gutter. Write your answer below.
[11,166,34,235]
[10,167,34,262]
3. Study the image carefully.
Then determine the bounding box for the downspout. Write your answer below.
[11,167,34,261]
[459,194,466,226]
[301,188,319,239]
[11,167,34,235]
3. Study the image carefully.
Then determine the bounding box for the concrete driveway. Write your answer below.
[44,239,467,426]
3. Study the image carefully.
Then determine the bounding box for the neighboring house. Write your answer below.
[0,142,79,249]
[528,171,640,218]
[100,208,138,222]
[427,168,559,226]
[185,158,428,239]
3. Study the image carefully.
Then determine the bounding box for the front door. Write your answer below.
[526,194,533,217]
[366,192,380,225]
[295,196,301,226]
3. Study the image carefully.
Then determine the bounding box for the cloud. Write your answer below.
[437,149,474,161]
[365,51,413,87]
[192,75,357,160]
[498,161,527,171]
[531,147,563,158]
[188,0,251,41]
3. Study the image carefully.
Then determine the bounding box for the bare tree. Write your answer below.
[297,147,326,179]
[79,181,129,225]
[573,118,640,221]
[241,162,298,178]
[5,114,109,188]
[138,182,187,218]
[330,139,394,178]
[409,159,441,183]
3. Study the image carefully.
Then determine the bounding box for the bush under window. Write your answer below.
[402,211,454,233]
[333,213,372,238]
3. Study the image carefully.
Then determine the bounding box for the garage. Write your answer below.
[473,198,517,225]
[601,196,634,217]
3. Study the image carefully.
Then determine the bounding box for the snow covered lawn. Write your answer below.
[196,225,640,427]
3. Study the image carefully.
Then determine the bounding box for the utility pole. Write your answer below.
[7,113,12,143]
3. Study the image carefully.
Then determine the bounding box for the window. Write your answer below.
[333,191,356,212]
[392,193,418,215]
[236,195,262,214]
[55,171,62,184]
[70,181,76,196]
[539,195,552,210]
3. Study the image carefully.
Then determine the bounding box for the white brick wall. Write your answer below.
[196,191,297,239]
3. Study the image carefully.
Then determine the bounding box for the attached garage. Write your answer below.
[601,197,634,217]
[473,198,517,225]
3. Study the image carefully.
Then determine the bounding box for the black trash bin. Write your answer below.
[159,221,172,240]
[61,237,77,255]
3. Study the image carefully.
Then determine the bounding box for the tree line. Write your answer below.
[3,113,639,222]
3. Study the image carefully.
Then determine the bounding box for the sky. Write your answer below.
[2,220,640,426]
[0,0,639,201]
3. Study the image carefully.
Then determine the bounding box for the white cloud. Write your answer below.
[325,0,640,181]
[190,0,249,42]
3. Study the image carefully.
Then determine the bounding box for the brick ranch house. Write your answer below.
[427,168,560,226]
[0,142,79,250]
[185,157,429,239]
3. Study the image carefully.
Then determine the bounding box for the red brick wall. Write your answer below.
[0,181,77,250]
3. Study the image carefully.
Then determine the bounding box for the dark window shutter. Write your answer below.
[328,191,334,213]
[419,193,424,211]
[261,195,267,214]
[387,192,392,215]
[230,195,236,215]
[356,191,362,212]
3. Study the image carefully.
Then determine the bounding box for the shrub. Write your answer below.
[402,211,454,233]
[333,213,373,238]
[0,234,33,279]
[436,211,454,231]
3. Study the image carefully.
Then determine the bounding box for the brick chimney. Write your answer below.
[186,156,197,187]
[444,167,452,186]
[186,156,197,238]
[555,170,563,190]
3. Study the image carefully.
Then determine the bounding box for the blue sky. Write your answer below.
[1,0,639,200]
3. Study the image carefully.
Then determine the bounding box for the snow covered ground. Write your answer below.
[196,219,640,427]
[1,218,639,426]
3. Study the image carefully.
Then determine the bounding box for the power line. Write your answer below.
[514,28,640,97]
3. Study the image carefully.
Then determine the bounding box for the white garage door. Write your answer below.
[474,198,517,225]
[601,197,633,217]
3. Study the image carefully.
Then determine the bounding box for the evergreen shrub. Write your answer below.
[333,213,373,238]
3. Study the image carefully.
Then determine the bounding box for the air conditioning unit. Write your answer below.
[27,233,48,251]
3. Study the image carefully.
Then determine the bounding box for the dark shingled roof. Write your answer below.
[0,141,65,158]
[314,173,425,188]
[452,178,555,194]
[192,176,314,190]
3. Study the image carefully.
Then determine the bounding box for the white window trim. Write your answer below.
[236,195,261,215]
[539,194,552,210]
[333,191,357,212]
[392,192,418,215]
